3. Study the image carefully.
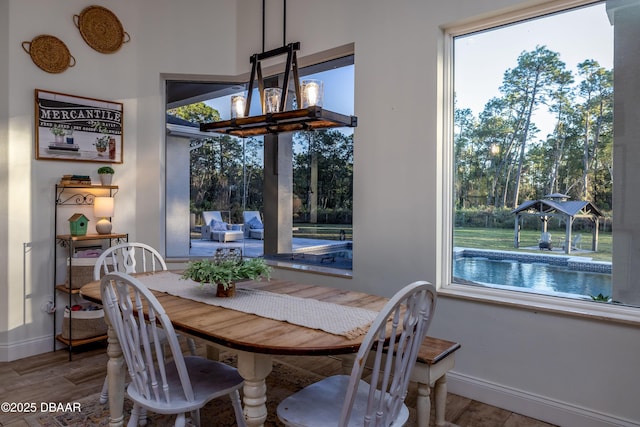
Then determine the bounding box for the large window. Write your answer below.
[446,1,640,312]
[165,56,354,271]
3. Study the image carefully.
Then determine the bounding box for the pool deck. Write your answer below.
[190,237,353,276]
[190,236,349,259]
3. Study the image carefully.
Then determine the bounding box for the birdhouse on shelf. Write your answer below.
[68,213,89,236]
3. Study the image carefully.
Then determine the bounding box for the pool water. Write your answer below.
[453,256,611,298]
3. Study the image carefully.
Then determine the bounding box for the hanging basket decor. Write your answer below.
[73,5,131,54]
[22,35,76,74]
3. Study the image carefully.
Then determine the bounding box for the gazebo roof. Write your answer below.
[543,192,570,200]
[511,198,604,218]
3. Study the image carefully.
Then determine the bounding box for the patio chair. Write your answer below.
[539,232,553,250]
[563,234,582,251]
[243,211,264,240]
[277,281,437,427]
[100,272,246,427]
[201,211,243,242]
[200,211,223,240]
[93,242,196,405]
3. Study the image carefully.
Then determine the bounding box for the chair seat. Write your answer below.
[277,375,409,426]
[127,356,244,414]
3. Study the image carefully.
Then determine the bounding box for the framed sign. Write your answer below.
[35,89,123,163]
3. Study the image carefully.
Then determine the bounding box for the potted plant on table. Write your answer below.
[97,166,115,185]
[181,257,271,297]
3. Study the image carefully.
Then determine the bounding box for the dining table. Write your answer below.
[80,271,391,427]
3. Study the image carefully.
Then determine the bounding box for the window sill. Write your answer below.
[265,258,352,279]
[439,283,640,326]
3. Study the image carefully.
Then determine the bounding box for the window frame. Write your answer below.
[163,51,355,276]
[438,0,640,325]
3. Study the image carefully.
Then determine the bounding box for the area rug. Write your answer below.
[25,356,418,426]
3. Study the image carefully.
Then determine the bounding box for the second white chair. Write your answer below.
[277,281,437,427]
[93,242,197,405]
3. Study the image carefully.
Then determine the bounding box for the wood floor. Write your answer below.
[0,341,556,427]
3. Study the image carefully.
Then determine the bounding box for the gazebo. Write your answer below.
[511,193,604,254]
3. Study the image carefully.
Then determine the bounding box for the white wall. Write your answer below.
[0,0,9,344]
[2,0,639,425]
[0,0,237,358]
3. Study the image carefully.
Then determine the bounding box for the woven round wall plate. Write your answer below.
[22,35,76,74]
[73,5,130,54]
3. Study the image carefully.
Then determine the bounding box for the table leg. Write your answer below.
[236,351,272,427]
[416,381,431,427]
[433,374,448,427]
[106,323,125,427]
[416,375,451,427]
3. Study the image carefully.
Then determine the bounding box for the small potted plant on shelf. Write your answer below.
[97,166,115,185]
[181,257,271,297]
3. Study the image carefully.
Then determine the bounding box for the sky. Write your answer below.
[203,3,612,140]
[454,2,613,137]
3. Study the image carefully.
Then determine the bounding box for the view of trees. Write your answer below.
[292,129,354,223]
[168,103,354,224]
[454,45,613,212]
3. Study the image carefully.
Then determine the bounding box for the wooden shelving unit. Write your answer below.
[53,184,127,360]
[54,284,80,294]
[54,333,108,347]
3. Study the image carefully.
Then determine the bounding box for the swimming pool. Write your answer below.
[453,249,612,299]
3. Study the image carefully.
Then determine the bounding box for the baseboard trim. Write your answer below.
[0,335,54,362]
[446,371,638,427]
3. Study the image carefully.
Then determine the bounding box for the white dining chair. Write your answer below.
[277,281,437,427]
[101,271,247,427]
[93,242,197,405]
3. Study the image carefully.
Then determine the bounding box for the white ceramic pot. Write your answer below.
[99,174,113,186]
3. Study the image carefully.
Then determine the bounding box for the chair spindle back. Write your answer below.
[340,281,437,427]
[101,272,195,405]
[93,242,168,281]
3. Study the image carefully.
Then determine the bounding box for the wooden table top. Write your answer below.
[80,276,390,356]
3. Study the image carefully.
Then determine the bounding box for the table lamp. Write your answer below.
[94,196,114,234]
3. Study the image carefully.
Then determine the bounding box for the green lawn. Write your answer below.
[453,227,612,262]
[197,222,611,263]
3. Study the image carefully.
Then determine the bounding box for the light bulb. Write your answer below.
[301,80,324,108]
[231,95,246,119]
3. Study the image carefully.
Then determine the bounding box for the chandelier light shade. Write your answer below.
[200,42,357,137]
[264,88,282,113]
[94,196,114,234]
[301,79,323,108]
[230,95,247,119]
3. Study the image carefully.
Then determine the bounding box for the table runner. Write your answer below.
[137,271,378,339]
